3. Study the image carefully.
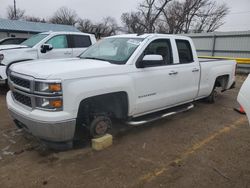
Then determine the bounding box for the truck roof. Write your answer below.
[108,33,192,41]
[40,31,94,37]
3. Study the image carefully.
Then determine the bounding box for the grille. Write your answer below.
[13,92,32,107]
[10,75,30,89]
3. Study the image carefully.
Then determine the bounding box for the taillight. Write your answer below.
[234,63,237,76]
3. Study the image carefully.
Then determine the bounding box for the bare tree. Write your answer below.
[77,17,118,38]
[193,2,229,32]
[158,1,184,33]
[122,0,229,34]
[7,5,25,20]
[138,0,172,32]
[101,16,118,36]
[122,0,172,33]
[49,7,78,25]
[160,0,229,33]
[24,16,46,23]
[77,19,93,33]
[121,12,145,33]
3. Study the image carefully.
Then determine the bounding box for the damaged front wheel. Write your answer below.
[90,116,112,138]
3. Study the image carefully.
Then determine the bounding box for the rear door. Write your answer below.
[70,35,92,57]
[170,39,200,102]
[39,34,73,59]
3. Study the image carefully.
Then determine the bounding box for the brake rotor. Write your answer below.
[95,120,109,135]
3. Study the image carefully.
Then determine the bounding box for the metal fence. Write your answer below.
[186,31,250,73]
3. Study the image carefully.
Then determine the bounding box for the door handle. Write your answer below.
[169,71,178,75]
[64,52,72,55]
[192,68,200,72]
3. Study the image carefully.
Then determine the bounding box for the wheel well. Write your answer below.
[214,75,229,90]
[76,92,129,128]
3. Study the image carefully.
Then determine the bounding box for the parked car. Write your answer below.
[6,34,236,148]
[0,31,96,84]
[0,37,27,45]
[238,75,250,124]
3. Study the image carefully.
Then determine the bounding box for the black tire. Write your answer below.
[90,116,112,138]
[5,79,9,89]
[205,89,217,104]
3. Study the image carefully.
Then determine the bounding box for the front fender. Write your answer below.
[62,75,136,118]
[1,48,38,66]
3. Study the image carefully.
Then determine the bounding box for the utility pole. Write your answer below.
[14,0,17,19]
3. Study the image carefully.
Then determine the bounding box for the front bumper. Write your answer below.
[6,91,76,142]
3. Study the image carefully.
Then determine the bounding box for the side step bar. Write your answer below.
[126,103,194,126]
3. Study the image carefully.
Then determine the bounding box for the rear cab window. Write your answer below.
[70,35,92,48]
[176,39,194,64]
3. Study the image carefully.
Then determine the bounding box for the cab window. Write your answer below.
[46,35,68,49]
[176,40,193,64]
[143,39,173,67]
[71,35,91,48]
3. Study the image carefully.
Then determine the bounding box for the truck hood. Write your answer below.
[0,45,29,51]
[10,58,129,80]
[0,45,36,66]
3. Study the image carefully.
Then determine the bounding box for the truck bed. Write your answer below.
[198,57,228,63]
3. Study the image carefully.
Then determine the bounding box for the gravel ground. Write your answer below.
[0,75,249,188]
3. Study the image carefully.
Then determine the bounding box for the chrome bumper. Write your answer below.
[8,108,76,142]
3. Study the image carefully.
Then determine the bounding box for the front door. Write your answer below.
[39,34,73,59]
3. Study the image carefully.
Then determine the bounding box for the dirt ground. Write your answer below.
[0,75,250,188]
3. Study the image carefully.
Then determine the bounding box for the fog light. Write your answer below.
[50,100,63,108]
[36,97,63,111]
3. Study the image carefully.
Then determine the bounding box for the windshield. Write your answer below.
[80,38,144,64]
[21,34,48,47]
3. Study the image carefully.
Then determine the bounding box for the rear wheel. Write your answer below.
[205,89,217,103]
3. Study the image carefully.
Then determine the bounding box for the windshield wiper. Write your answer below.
[81,57,123,65]
[82,57,108,62]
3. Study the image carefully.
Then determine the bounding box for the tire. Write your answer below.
[5,79,9,89]
[90,116,112,138]
[205,89,217,104]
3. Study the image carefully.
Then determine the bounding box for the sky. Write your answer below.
[0,0,250,32]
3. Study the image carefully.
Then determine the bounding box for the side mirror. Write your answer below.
[41,44,53,53]
[137,55,164,68]
[143,54,163,61]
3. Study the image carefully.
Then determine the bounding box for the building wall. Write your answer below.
[186,31,250,58]
[0,31,35,39]
[0,32,8,39]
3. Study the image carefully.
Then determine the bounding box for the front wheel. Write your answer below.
[90,116,112,138]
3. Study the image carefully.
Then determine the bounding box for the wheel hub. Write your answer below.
[95,120,108,135]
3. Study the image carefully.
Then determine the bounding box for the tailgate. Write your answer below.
[238,75,250,125]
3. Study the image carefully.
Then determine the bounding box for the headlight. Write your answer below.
[36,97,63,111]
[35,81,62,94]
[34,80,63,111]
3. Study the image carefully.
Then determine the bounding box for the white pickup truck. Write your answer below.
[0,31,96,84]
[6,34,236,148]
